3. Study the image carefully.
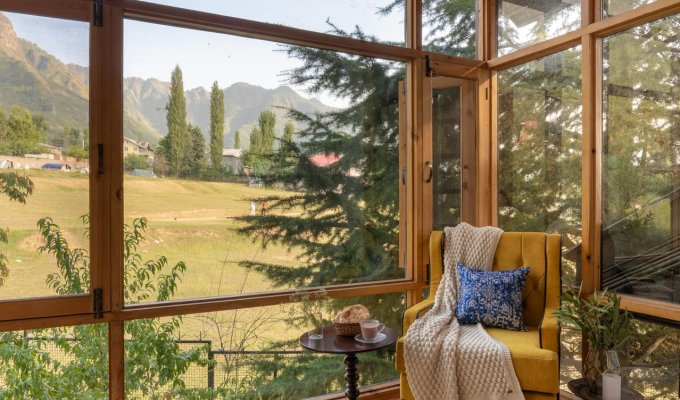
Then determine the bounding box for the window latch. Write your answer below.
[94,0,103,27]
[93,288,103,319]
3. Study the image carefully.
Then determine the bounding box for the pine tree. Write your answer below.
[209,81,225,169]
[165,65,188,178]
[233,130,241,149]
[237,39,404,311]
[238,5,481,396]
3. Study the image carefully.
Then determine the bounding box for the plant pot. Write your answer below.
[584,344,606,395]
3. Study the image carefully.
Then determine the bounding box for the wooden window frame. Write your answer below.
[0,0,111,322]
[1,0,680,399]
[485,0,680,323]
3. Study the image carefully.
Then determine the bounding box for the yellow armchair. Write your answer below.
[396,231,562,400]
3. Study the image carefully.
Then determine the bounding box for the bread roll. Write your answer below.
[335,304,370,323]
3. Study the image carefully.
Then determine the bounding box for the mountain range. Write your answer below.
[0,12,334,148]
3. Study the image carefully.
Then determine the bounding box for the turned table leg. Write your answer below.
[343,352,359,399]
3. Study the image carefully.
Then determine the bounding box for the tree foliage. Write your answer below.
[0,216,208,399]
[244,110,278,175]
[234,130,241,149]
[164,65,189,178]
[209,81,225,169]
[124,153,151,171]
[0,105,47,156]
[182,123,206,177]
[0,172,34,287]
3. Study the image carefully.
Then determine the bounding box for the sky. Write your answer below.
[6,1,404,108]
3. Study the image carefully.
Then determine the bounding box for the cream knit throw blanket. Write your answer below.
[404,223,524,400]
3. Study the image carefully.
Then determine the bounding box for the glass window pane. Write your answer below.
[0,12,90,300]
[497,47,582,283]
[601,15,680,304]
[432,86,462,229]
[0,324,108,398]
[123,20,406,304]
[561,318,680,398]
[125,292,405,397]
[603,0,658,18]
[497,48,583,390]
[139,0,405,46]
[497,0,581,57]
[422,0,477,58]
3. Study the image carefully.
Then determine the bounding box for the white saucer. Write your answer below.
[354,332,386,344]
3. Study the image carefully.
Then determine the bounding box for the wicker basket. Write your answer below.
[333,318,362,336]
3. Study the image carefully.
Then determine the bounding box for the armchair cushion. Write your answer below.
[396,327,559,394]
[486,327,559,394]
[455,262,530,331]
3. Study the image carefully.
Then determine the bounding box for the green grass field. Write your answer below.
[1,170,304,343]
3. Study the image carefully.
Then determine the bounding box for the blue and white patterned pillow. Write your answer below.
[455,262,530,331]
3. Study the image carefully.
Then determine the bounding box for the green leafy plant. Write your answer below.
[0,172,34,287]
[555,286,632,393]
[0,216,209,399]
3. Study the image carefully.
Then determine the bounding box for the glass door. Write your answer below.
[423,76,476,232]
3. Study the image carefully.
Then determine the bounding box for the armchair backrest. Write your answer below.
[429,230,561,327]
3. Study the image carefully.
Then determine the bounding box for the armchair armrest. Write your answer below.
[402,297,435,334]
[539,307,560,353]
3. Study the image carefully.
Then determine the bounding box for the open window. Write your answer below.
[0,4,109,321]
[422,75,477,233]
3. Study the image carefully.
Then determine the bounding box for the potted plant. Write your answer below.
[555,286,632,395]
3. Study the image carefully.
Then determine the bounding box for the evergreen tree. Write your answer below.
[258,110,276,152]
[209,81,225,169]
[238,37,405,396]
[165,65,188,178]
[233,130,241,149]
[182,124,206,177]
[282,121,294,144]
[248,126,261,153]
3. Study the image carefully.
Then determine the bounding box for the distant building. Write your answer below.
[309,153,360,177]
[123,137,154,161]
[39,143,64,160]
[222,148,242,171]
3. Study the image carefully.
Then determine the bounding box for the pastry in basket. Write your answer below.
[333,304,370,336]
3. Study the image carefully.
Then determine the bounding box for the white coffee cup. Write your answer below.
[359,319,385,340]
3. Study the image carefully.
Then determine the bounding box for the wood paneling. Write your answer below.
[120,0,417,62]
[621,295,680,323]
[0,0,89,21]
[581,34,600,295]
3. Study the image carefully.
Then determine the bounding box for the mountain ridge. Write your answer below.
[0,12,335,147]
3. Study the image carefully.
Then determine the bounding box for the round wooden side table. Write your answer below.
[300,325,398,400]
[567,378,644,400]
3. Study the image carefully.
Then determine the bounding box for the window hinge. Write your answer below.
[93,288,103,319]
[94,0,104,27]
